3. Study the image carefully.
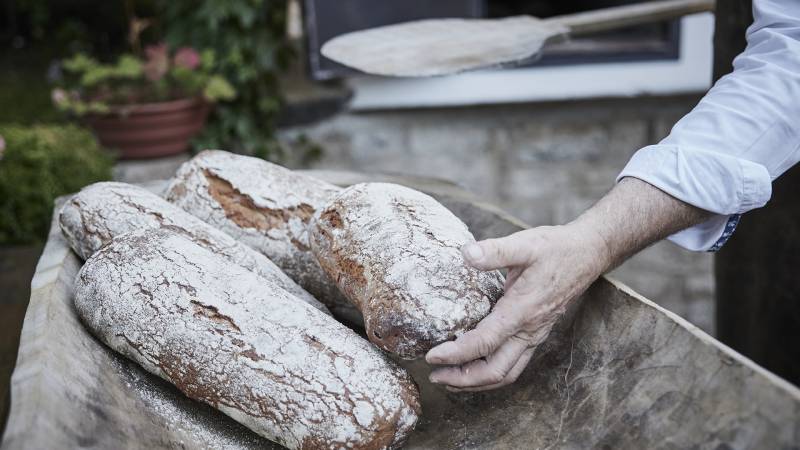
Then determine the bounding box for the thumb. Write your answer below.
[462,232,531,271]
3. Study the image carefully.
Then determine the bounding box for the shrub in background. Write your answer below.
[160,0,292,159]
[0,125,113,244]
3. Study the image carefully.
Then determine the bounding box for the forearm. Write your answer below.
[570,177,712,273]
[426,177,712,390]
[614,0,800,251]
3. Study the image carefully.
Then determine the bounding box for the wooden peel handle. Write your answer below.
[545,0,715,36]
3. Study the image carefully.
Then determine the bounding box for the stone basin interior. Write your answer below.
[2,174,798,450]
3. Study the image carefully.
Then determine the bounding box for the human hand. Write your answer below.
[425,224,610,391]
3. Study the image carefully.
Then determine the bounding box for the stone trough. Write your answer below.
[2,172,798,449]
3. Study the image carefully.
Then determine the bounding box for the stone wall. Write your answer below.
[280,94,716,334]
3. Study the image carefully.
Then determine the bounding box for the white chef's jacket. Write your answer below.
[617,0,800,251]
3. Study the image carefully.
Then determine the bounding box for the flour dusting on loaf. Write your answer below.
[311,182,504,359]
[164,150,360,323]
[59,182,328,313]
[74,229,420,449]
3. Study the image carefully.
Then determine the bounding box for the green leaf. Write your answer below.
[79,65,113,87]
[115,54,142,78]
[203,75,236,101]
[200,49,216,71]
[62,53,97,73]
[87,101,110,114]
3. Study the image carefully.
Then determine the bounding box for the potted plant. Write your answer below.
[0,124,112,423]
[52,45,235,159]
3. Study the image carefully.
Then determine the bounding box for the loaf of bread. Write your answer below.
[59,181,328,314]
[164,150,360,323]
[74,228,421,450]
[310,183,505,359]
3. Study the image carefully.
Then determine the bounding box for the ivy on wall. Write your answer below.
[160,0,293,159]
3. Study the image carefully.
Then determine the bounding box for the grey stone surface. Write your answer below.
[113,153,191,184]
[3,174,799,450]
[280,96,716,333]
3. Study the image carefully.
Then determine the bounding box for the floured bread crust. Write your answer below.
[310,183,505,359]
[59,181,328,314]
[74,229,421,450]
[164,150,360,324]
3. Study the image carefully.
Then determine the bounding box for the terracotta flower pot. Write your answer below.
[84,97,210,160]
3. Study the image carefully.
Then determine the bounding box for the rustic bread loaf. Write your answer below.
[164,150,360,323]
[74,228,421,450]
[310,182,505,359]
[59,181,328,314]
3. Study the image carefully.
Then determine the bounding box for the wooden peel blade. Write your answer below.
[322,16,567,78]
[321,0,715,78]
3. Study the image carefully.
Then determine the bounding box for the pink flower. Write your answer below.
[0,135,5,159]
[173,47,200,70]
[145,43,168,62]
[51,88,68,106]
[143,43,169,81]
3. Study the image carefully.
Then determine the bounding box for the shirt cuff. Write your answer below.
[617,144,772,251]
[667,214,740,252]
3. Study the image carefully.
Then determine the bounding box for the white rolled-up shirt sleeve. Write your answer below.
[617,0,800,251]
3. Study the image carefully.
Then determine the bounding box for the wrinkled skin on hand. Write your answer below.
[425,224,609,392]
[425,177,712,391]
